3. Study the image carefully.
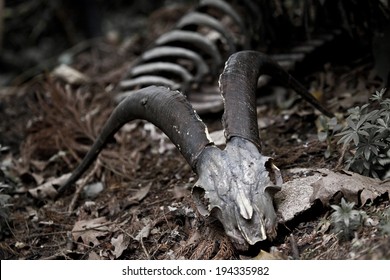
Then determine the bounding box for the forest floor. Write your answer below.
[1,3,389,260]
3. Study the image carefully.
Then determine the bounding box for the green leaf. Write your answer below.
[347,117,357,130]
[336,129,354,137]
[364,146,371,160]
[318,131,328,142]
[377,118,386,127]
[337,132,356,146]
[371,169,380,179]
[363,159,371,170]
[352,132,359,146]
[324,148,331,159]
[357,129,370,137]
[328,117,338,127]
[365,109,380,122]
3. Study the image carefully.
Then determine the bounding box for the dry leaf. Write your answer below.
[125,183,151,205]
[28,173,71,199]
[111,234,130,258]
[52,64,90,85]
[88,251,101,260]
[311,169,390,206]
[31,173,45,185]
[30,160,48,172]
[276,168,390,222]
[134,223,151,241]
[72,217,109,246]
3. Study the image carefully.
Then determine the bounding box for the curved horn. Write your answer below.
[219,50,333,149]
[58,86,212,195]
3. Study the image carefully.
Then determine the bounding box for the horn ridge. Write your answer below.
[219,51,262,149]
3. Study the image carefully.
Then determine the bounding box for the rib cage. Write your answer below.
[116,0,342,110]
[117,0,259,102]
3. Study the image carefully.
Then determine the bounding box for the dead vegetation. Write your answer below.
[1,1,390,260]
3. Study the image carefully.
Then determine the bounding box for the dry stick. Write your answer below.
[68,159,101,213]
[289,234,300,260]
[335,144,348,170]
[71,222,115,233]
[42,252,68,260]
[66,231,74,251]
[140,238,151,260]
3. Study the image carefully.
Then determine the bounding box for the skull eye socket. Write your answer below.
[264,159,283,186]
[192,185,210,216]
[210,207,223,221]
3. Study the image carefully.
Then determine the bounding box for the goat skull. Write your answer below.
[193,137,281,249]
[57,51,332,249]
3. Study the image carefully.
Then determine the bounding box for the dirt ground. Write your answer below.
[1,1,390,260]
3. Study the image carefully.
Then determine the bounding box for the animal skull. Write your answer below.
[58,51,332,248]
[193,137,281,249]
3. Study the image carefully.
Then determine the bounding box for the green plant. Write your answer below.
[336,88,390,179]
[330,198,366,240]
[317,116,343,158]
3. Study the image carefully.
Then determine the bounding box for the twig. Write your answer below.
[71,222,115,233]
[42,251,71,260]
[335,145,348,170]
[68,159,101,213]
[289,234,300,259]
[24,230,69,239]
[140,238,151,260]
